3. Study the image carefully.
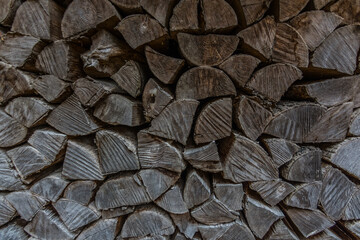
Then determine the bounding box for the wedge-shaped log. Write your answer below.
[155,184,188,214]
[170,212,198,239]
[0,223,28,240]
[102,206,135,219]
[262,138,300,168]
[33,75,71,103]
[349,109,360,136]
[201,0,238,32]
[0,195,16,226]
[198,222,239,240]
[0,0,22,27]
[140,0,176,27]
[0,150,25,191]
[213,177,244,211]
[199,220,255,240]
[0,110,27,148]
[343,187,360,220]
[343,221,360,239]
[265,220,299,240]
[284,181,321,210]
[184,169,211,209]
[330,0,360,24]
[169,0,200,32]
[177,33,238,66]
[77,218,119,240]
[278,0,309,22]
[30,172,69,202]
[63,181,96,205]
[238,0,272,25]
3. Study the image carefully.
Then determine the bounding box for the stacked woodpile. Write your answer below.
[1,0,360,239]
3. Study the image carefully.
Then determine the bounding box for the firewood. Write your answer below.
[213,177,244,211]
[145,46,184,84]
[311,25,360,75]
[140,0,176,27]
[102,206,134,218]
[109,0,141,13]
[281,147,322,182]
[349,109,360,136]
[329,0,360,24]
[283,181,322,210]
[201,0,238,32]
[0,150,25,191]
[61,0,120,38]
[0,0,22,27]
[220,132,278,183]
[62,140,104,181]
[262,138,300,168]
[142,78,174,121]
[284,208,335,238]
[11,0,64,41]
[155,184,188,214]
[36,41,84,81]
[176,67,236,100]
[342,187,360,220]
[33,75,71,103]
[313,0,332,9]
[309,229,343,240]
[170,213,198,239]
[137,130,186,172]
[63,181,96,205]
[0,110,27,148]
[177,33,239,66]
[238,0,272,26]
[120,206,175,238]
[174,233,187,240]
[219,54,260,89]
[183,141,222,173]
[148,99,199,145]
[198,222,234,240]
[190,195,237,224]
[234,96,272,140]
[0,195,16,226]
[115,14,168,50]
[94,94,145,127]
[138,169,180,200]
[169,0,200,33]
[5,97,53,128]
[244,196,284,239]
[278,0,310,22]
[250,179,295,206]
[77,218,119,240]
[215,220,255,240]
[0,223,28,240]
[194,98,232,144]
[184,169,211,209]
[290,11,343,51]
[95,174,151,210]
[265,220,299,240]
[237,16,277,60]
[0,33,45,71]
[111,60,146,98]
[343,221,360,239]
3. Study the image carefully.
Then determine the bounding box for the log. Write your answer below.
[198,222,235,240]
[278,0,310,22]
[145,46,184,84]
[0,223,28,240]
[33,75,71,103]
[183,169,211,209]
[289,10,343,51]
[102,206,135,219]
[311,25,360,75]
[77,218,119,240]
[349,109,360,136]
[238,0,272,26]
[329,0,360,24]
[147,99,199,145]
[213,177,244,211]
[62,140,104,181]
[343,221,360,239]
[169,0,200,33]
[0,195,16,226]
[201,0,238,32]
[0,150,25,191]
[63,181,97,205]
[61,0,120,38]
[170,213,198,239]
[265,220,299,240]
[0,0,22,27]
[140,0,176,27]
[215,220,255,240]
[183,141,222,173]
[0,110,27,148]
[313,0,332,9]
[244,196,284,239]
[46,95,100,136]
[109,0,141,13]
[93,94,145,127]
[262,138,300,168]
[283,181,322,210]
[342,187,360,220]
[11,0,64,41]
[177,33,239,66]
[155,184,188,214]
[194,98,232,144]
[310,228,344,240]
[115,14,168,50]
[35,41,84,81]
[220,132,278,182]
[176,67,236,100]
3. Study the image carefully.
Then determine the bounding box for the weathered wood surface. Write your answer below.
[329,0,360,24]
[238,0,272,26]
[201,0,238,32]
[63,181,96,205]
[184,169,211,209]
[169,0,199,33]
[284,181,322,210]
[33,75,71,103]
[278,0,309,22]
[213,178,244,211]
[0,0,22,27]
[0,109,27,147]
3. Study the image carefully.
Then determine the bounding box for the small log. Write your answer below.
[145,46,185,84]
[183,141,222,173]
[284,208,335,238]
[283,181,322,210]
[265,220,299,240]
[311,25,360,75]
[94,94,145,127]
[155,184,188,214]
[46,95,100,136]
[184,169,211,209]
[244,196,284,239]
[33,75,71,103]
[219,54,260,88]
[6,191,47,221]
[290,10,343,51]
[36,41,84,81]
[329,0,360,24]
[234,96,272,140]
[177,33,239,66]
[0,224,28,240]
[61,0,120,38]
[138,168,180,200]
[11,0,64,41]
[190,195,237,224]
[0,150,25,191]
[0,110,27,148]
[198,222,235,240]
[278,0,310,22]
[201,0,238,32]
[272,23,309,68]
[262,138,300,168]
[77,218,119,240]
[62,140,104,181]
[213,177,244,211]
[115,14,168,50]
[0,195,16,226]
[237,16,277,60]
[238,0,272,26]
[216,220,255,240]
[249,179,295,206]
[313,0,332,9]
[137,130,186,172]
[169,0,199,33]
[96,129,139,175]
[120,206,175,238]
[0,0,22,27]
[220,132,278,182]
[5,97,53,128]
[194,98,232,144]
[148,99,199,145]
[63,181,96,205]
[342,187,360,220]
[111,60,146,98]
[281,147,322,182]
[53,198,100,231]
[176,67,236,100]
[95,174,151,210]
[170,213,198,239]
[109,0,141,13]
[140,0,176,27]
[349,109,360,136]
[142,78,174,121]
